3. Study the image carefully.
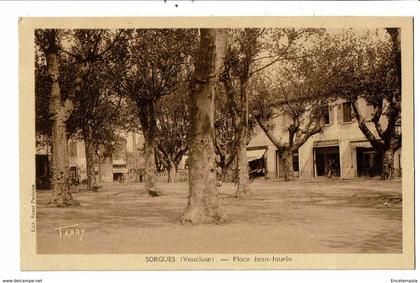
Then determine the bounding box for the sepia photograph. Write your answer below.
[19,17,414,270]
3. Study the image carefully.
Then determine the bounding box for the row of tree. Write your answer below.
[35,27,401,223]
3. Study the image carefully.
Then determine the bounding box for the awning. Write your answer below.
[313,139,339,148]
[351,141,372,148]
[247,149,267,162]
[113,168,126,174]
[113,159,126,165]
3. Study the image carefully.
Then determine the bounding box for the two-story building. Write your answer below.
[247,98,401,179]
[35,132,146,188]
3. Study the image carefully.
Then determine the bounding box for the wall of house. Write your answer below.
[68,140,87,181]
[99,157,113,183]
[65,132,146,184]
[248,98,402,179]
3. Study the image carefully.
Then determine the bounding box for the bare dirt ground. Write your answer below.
[36,178,402,254]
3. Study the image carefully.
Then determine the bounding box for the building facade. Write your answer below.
[35,132,146,188]
[247,98,401,179]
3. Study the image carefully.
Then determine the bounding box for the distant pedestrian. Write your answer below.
[216,166,222,187]
[326,159,333,179]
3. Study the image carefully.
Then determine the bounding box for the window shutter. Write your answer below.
[69,141,78,157]
[365,104,374,121]
[337,103,343,124]
[328,105,334,124]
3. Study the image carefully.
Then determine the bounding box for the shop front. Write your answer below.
[313,140,341,178]
[113,159,127,183]
[351,140,381,177]
[247,146,267,178]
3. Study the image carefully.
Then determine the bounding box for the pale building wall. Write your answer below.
[37,132,147,184]
[248,98,402,179]
[266,145,277,178]
[299,144,314,178]
[65,132,147,184]
[100,157,113,183]
[68,140,87,180]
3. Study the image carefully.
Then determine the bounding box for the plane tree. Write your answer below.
[35,29,125,205]
[66,30,130,191]
[120,29,196,195]
[331,29,402,179]
[250,31,344,181]
[251,63,329,181]
[214,83,258,183]
[214,86,239,182]
[155,85,191,183]
[181,29,228,224]
[220,28,322,197]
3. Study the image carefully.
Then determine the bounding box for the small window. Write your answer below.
[321,105,330,125]
[69,141,77,157]
[292,150,299,172]
[343,102,352,123]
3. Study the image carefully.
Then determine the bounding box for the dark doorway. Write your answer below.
[292,149,299,173]
[314,146,340,177]
[356,148,381,177]
[113,172,124,182]
[249,157,266,178]
[36,154,50,189]
[69,166,80,185]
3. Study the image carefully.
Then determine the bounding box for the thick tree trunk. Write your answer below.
[281,150,295,182]
[381,149,395,180]
[84,128,97,191]
[235,134,251,198]
[181,29,227,225]
[167,161,177,183]
[235,77,251,198]
[139,100,159,195]
[221,166,228,182]
[144,130,157,194]
[97,155,102,183]
[46,30,77,207]
[50,118,75,206]
[217,165,228,185]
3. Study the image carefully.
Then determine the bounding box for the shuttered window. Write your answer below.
[343,102,352,123]
[328,105,334,124]
[321,105,330,125]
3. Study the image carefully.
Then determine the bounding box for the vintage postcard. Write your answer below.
[19,17,414,270]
